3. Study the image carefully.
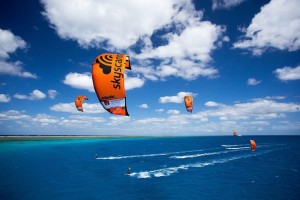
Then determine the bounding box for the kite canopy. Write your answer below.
[250,140,256,151]
[92,53,131,116]
[75,96,88,112]
[184,96,193,113]
[233,130,237,136]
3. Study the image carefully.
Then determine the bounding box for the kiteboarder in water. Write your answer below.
[127,167,131,174]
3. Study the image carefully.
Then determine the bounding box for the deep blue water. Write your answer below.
[0,136,299,200]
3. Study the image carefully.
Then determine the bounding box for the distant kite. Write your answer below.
[184,96,193,113]
[75,96,88,112]
[92,53,131,116]
[250,140,256,151]
[233,130,237,136]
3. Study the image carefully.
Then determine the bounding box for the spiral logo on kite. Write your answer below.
[95,54,113,74]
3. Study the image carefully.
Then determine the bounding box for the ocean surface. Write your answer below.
[0,136,299,200]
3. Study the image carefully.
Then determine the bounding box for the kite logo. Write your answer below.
[111,54,123,89]
[96,54,113,75]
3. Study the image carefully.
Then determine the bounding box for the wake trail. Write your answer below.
[96,149,205,160]
[170,150,229,159]
[130,148,282,179]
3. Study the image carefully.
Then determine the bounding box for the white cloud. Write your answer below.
[41,0,225,81]
[41,0,186,50]
[139,104,149,109]
[155,109,164,113]
[201,99,300,120]
[1,96,300,135]
[135,117,166,124]
[63,72,143,92]
[0,29,27,59]
[247,78,261,85]
[233,0,300,55]
[0,110,106,132]
[0,110,30,120]
[0,94,10,103]
[108,116,131,125]
[272,121,300,131]
[205,101,220,107]
[14,90,46,100]
[50,102,105,114]
[0,60,37,79]
[137,21,222,63]
[223,36,230,42]
[32,114,59,124]
[125,76,145,90]
[0,29,37,79]
[159,92,196,103]
[48,90,58,99]
[135,21,223,80]
[274,65,300,81]
[212,0,248,10]
[167,110,180,115]
[63,72,94,92]
[252,96,285,101]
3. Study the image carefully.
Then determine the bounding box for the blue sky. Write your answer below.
[0,0,299,136]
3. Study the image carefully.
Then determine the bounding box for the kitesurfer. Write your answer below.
[127,167,131,174]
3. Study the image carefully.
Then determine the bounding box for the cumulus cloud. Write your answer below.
[274,65,300,81]
[155,109,164,113]
[32,114,59,124]
[135,21,223,80]
[0,29,27,59]
[125,76,145,90]
[139,104,149,109]
[108,116,131,125]
[0,29,37,78]
[0,94,10,103]
[0,110,106,131]
[247,78,261,85]
[159,92,196,103]
[0,60,37,79]
[48,90,58,99]
[252,96,285,101]
[50,102,105,114]
[205,101,220,107]
[167,110,180,115]
[63,72,144,92]
[14,90,46,100]
[1,96,300,135]
[202,99,300,120]
[41,0,225,81]
[212,0,248,10]
[0,110,30,120]
[63,72,94,92]
[233,0,300,55]
[41,0,180,49]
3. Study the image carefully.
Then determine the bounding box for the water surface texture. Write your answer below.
[0,136,299,199]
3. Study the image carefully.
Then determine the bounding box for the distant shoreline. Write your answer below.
[0,135,147,142]
[0,135,298,142]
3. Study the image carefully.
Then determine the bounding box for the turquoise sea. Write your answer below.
[0,136,299,200]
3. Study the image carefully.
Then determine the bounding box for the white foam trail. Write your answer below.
[170,151,228,159]
[132,166,189,178]
[131,149,281,179]
[221,144,248,147]
[131,153,254,179]
[96,153,167,160]
[96,149,204,160]
[221,144,239,147]
[226,147,249,150]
